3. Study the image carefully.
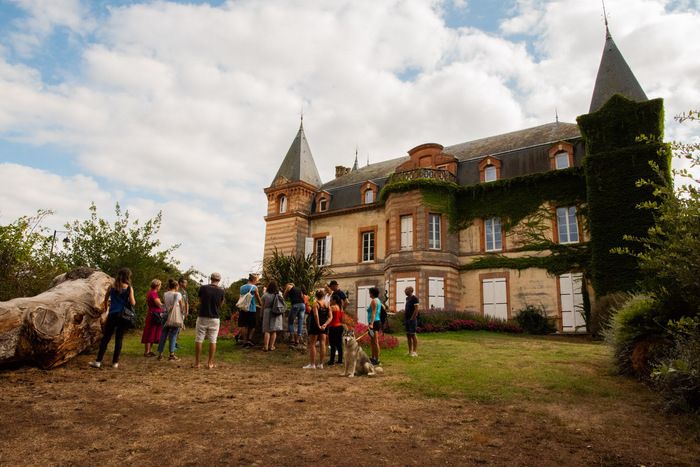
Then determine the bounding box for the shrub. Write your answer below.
[651,316,700,413]
[354,323,399,350]
[515,305,556,335]
[589,292,629,337]
[410,309,522,334]
[604,294,668,376]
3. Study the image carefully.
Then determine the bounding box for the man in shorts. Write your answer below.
[404,286,419,357]
[195,272,225,368]
[239,273,262,347]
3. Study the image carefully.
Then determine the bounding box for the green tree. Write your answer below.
[620,111,700,315]
[0,210,64,300]
[61,203,180,313]
[262,249,331,294]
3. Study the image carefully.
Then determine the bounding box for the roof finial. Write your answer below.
[352,147,359,171]
[555,107,559,123]
[366,153,370,167]
[300,103,304,128]
[602,0,611,38]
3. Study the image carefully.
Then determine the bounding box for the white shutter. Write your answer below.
[560,273,585,332]
[483,278,507,320]
[324,236,332,265]
[428,277,445,310]
[304,237,314,257]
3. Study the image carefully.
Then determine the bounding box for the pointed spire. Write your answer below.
[555,107,559,124]
[589,9,647,113]
[352,147,359,171]
[272,120,322,187]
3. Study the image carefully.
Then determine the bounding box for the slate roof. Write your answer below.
[315,121,583,213]
[589,27,647,113]
[272,121,323,187]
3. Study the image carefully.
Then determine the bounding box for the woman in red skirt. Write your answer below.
[141,279,164,356]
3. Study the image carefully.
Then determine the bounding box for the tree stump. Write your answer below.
[0,268,113,369]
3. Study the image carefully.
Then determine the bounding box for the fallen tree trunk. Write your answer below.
[0,268,113,369]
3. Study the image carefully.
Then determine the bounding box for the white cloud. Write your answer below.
[0,0,699,278]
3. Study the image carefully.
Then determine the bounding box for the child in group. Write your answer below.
[304,289,332,369]
[327,294,344,366]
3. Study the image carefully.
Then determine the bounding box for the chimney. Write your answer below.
[335,166,350,178]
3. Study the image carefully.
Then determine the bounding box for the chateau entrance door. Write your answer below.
[356,286,372,325]
[559,273,586,333]
[395,278,416,313]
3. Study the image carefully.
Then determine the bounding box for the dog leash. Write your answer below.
[354,331,369,341]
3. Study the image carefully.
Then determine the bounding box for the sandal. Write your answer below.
[168,355,180,361]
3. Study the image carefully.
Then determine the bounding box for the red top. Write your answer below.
[329,304,343,327]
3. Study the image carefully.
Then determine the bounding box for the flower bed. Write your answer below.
[388,309,522,334]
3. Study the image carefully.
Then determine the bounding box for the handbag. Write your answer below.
[151,309,168,326]
[116,287,136,328]
[237,288,254,310]
[165,294,184,328]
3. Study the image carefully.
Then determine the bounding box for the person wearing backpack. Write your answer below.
[238,274,262,347]
[261,280,285,351]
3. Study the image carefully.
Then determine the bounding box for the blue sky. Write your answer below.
[0,0,698,280]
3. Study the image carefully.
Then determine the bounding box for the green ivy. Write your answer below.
[577,96,671,295]
[459,243,590,277]
[380,167,587,232]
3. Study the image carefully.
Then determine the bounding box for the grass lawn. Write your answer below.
[377,331,624,403]
[122,328,620,403]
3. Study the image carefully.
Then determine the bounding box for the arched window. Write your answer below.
[555,151,570,169]
[279,195,287,214]
[484,165,497,182]
[364,189,374,204]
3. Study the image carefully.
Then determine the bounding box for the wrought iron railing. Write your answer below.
[388,168,457,184]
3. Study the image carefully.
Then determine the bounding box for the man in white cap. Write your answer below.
[195,272,225,369]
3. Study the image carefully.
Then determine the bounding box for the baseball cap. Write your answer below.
[210,272,222,281]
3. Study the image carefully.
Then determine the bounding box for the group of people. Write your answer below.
[89,268,420,370]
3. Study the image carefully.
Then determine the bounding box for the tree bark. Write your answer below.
[0,268,112,369]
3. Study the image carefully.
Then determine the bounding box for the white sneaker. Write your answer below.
[89,361,101,368]
[317,363,324,369]
[302,364,316,369]
[112,363,119,368]
[410,352,418,357]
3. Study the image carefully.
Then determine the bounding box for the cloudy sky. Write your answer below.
[0,0,698,283]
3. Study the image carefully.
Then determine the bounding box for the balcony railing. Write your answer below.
[388,168,457,184]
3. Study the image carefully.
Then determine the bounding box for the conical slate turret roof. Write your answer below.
[589,26,647,113]
[272,121,322,187]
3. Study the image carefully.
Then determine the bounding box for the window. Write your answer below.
[361,231,375,262]
[400,215,413,250]
[482,277,508,319]
[428,214,441,249]
[319,198,328,212]
[485,217,502,252]
[555,151,570,169]
[364,189,374,204]
[557,207,579,244]
[484,165,497,182]
[278,195,287,214]
[315,237,327,266]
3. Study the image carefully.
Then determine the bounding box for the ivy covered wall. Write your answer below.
[577,95,671,295]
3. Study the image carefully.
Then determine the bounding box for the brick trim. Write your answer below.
[357,225,378,263]
[548,141,575,170]
[478,156,502,182]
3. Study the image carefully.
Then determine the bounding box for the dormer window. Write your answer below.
[279,195,287,214]
[555,151,570,169]
[319,198,328,212]
[549,142,574,170]
[479,156,502,183]
[361,181,378,204]
[484,166,497,182]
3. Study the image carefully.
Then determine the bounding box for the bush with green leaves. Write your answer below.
[651,316,700,413]
[515,305,556,335]
[604,294,668,376]
[262,249,331,294]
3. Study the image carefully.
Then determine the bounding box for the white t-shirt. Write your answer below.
[164,291,182,313]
